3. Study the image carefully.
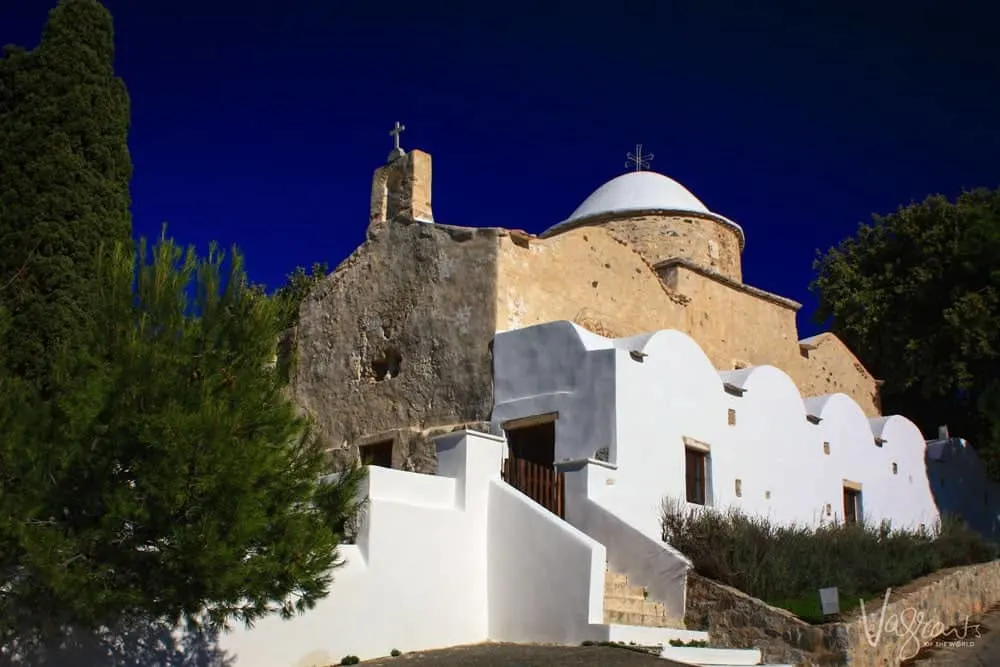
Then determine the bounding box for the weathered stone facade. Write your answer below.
[601,212,744,283]
[294,146,883,467]
[292,211,499,470]
[494,226,880,416]
[685,562,1000,666]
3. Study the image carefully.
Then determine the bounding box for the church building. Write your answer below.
[221,132,1000,666]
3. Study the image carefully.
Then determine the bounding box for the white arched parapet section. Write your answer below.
[615,328,726,468]
[610,329,728,526]
[492,320,603,403]
[716,365,817,525]
[866,415,939,531]
[491,321,618,465]
[622,328,722,410]
[804,394,891,527]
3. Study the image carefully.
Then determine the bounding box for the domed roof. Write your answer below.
[543,170,744,246]
[566,171,711,222]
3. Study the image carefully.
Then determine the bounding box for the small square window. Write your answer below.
[764,490,771,500]
[727,408,736,426]
[823,442,831,455]
[891,462,898,475]
[734,478,742,497]
[825,503,832,516]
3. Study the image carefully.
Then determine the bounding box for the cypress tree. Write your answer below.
[0,0,132,392]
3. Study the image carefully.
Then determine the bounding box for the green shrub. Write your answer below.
[340,656,360,665]
[669,638,709,647]
[661,499,998,622]
[390,649,401,657]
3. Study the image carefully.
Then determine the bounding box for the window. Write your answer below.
[727,408,737,426]
[823,442,831,455]
[891,462,898,475]
[734,478,742,497]
[843,487,863,524]
[360,439,393,468]
[685,448,708,505]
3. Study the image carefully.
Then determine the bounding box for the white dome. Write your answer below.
[566,171,710,223]
[543,170,744,246]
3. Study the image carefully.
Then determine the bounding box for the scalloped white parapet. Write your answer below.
[491,321,997,535]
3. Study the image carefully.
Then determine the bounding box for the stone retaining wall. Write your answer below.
[839,560,1000,667]
[684,572,844,665]
[686,561,1000,666]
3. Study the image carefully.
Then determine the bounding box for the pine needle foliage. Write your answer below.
[0,232,365,647]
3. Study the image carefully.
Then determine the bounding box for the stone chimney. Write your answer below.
[937,425,950,440]
[369,149,434,234]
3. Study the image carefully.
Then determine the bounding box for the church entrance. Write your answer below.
[501,414,564,518]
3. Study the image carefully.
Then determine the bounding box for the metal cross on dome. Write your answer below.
[625,144,653,172]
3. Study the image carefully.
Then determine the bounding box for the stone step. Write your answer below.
[660,645,762,665]
[604,581,647,600]
[603,568,683,629]
[605,570,628,586]
[604,596,668,617]
[603,609,683,628]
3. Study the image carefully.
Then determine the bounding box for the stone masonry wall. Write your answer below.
[495,226,687,335]
[496,226,881,416]
[603,213,744,283]
[686,561,1000,666]
[292,218,499,472]
[685,572,845,666]
[665,262,801,371]
[798,334,881,418]
[836,560,1000,667]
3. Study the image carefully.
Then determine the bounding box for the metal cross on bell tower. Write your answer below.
[387,121,406,162]
[625,144,654,172]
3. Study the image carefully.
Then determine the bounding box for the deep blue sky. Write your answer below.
[3,1,999,336]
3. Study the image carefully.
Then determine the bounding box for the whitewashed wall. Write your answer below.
[486,480,606,643]
[492,321,618,462]
[218,429,611,666]
[491,321,995,543]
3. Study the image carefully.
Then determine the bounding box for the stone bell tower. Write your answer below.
[368,121,434,235]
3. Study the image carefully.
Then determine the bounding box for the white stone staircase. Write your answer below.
[602,569,795,666]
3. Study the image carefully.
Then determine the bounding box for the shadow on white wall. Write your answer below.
[1,620,232,667]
